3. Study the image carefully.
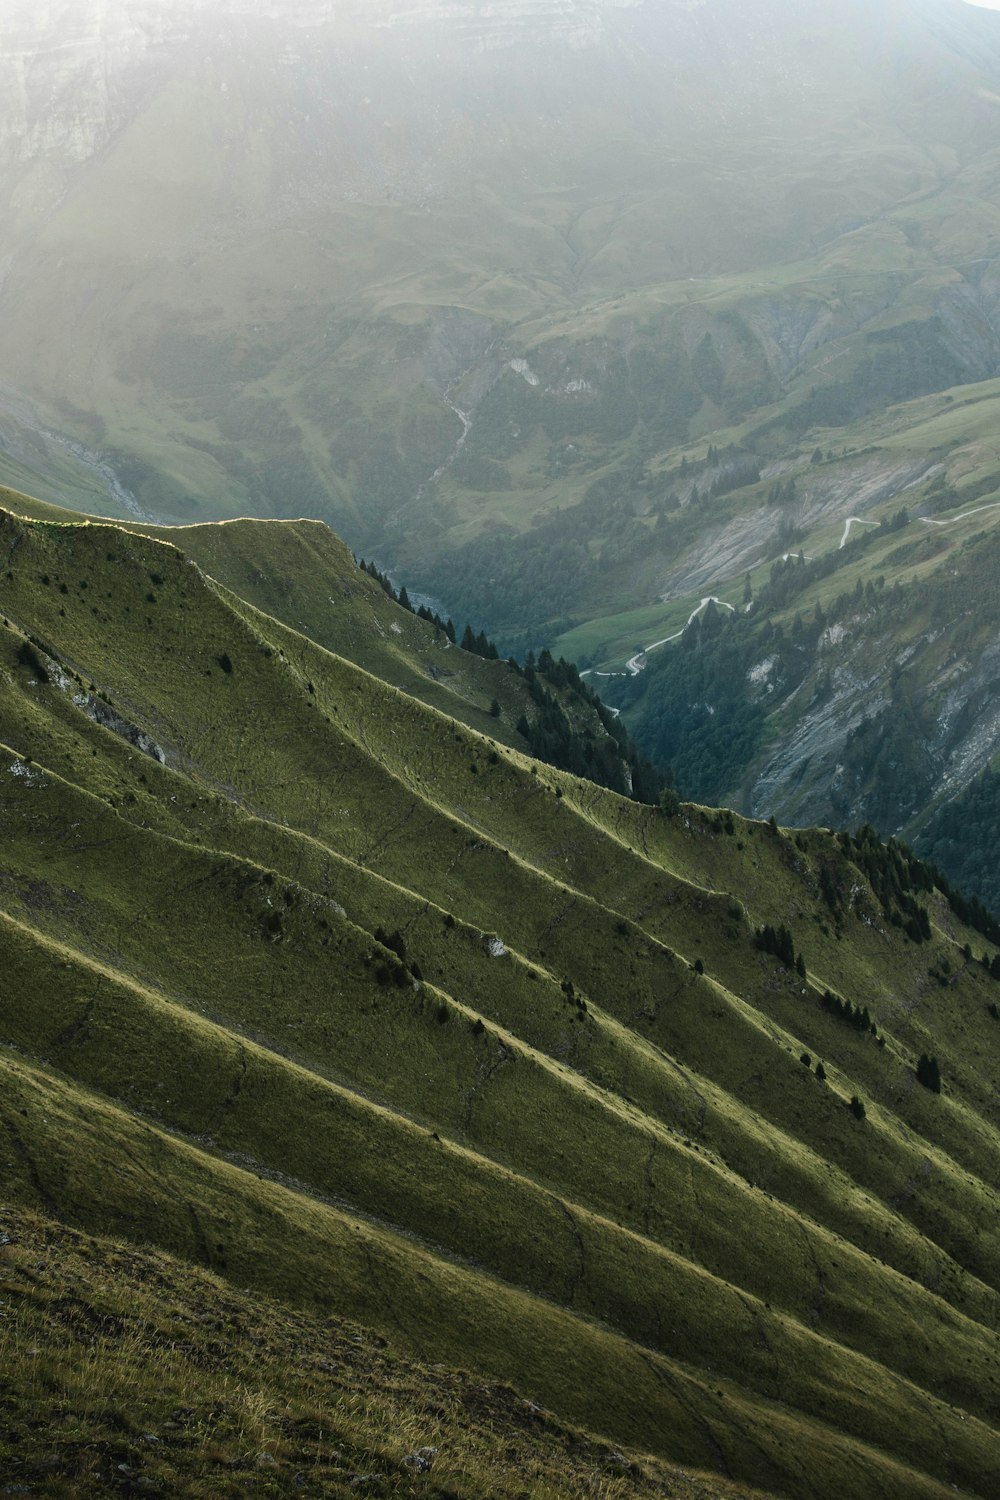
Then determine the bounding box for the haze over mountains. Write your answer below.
[5,1,1000,814]
[4,0,1000,526]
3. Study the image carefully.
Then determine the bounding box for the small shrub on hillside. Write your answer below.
[849,1095,866,1120]
[261,910,283,940]
[754,923,797,969]
[217,653,234,674]
[820,988,878,1039]
[16,640,48,683]
[815,1062,827,1082]
[659,786,681,818]
[375,927,407,962]
[916,1053,942,1093]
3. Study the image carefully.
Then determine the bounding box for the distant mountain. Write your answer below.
[3,0,1000,538]
[5,0,1000,900]
[1,490,999,1498]
[529,372,1000,915]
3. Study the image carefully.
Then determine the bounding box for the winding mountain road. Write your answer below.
[585,490,1000,686]
[839,516,880,548]
[918,501,1000,529]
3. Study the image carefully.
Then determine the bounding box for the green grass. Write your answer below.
[0,501,998,1497]
[1,1203,777,1500]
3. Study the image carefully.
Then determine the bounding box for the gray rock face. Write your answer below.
[745,594,1000,839]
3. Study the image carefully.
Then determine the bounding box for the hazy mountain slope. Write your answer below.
[1,502,999,1498]
[6,0,1000,901]
[582,381,1000,904]
[3,0,1000,557]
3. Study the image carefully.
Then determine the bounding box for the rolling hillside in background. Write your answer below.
[5,0,1000,901]
[2,0,1000,565]
[1,492,999,1498]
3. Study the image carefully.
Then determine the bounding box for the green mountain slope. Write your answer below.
[1,1203,775,1500]
[1,483,657,800]
[1,500,999,1498]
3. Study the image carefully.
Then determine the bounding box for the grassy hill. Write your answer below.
[2,1203,773,1499]
[1,496,999,1498]
[1,483,657,800]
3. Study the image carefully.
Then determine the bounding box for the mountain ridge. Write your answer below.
[1,495,998,1497]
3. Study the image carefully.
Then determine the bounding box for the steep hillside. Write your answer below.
[2,1203,768,1499]
[2,484,656,800]
[1,502,999,1499]
[586,380,1000,905]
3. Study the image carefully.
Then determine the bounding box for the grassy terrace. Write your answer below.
[0,499,997,1498]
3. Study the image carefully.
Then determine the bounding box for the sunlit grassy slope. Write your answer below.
[0,484,630,768]
[1,498,998,1499]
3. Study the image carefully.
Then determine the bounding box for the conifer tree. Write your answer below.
[916,1053,942,1093]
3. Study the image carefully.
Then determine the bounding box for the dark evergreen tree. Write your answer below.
[659,785,681,818]
[916,1053,942,1093]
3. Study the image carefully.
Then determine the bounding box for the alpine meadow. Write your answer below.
[1,3,1000,1498]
